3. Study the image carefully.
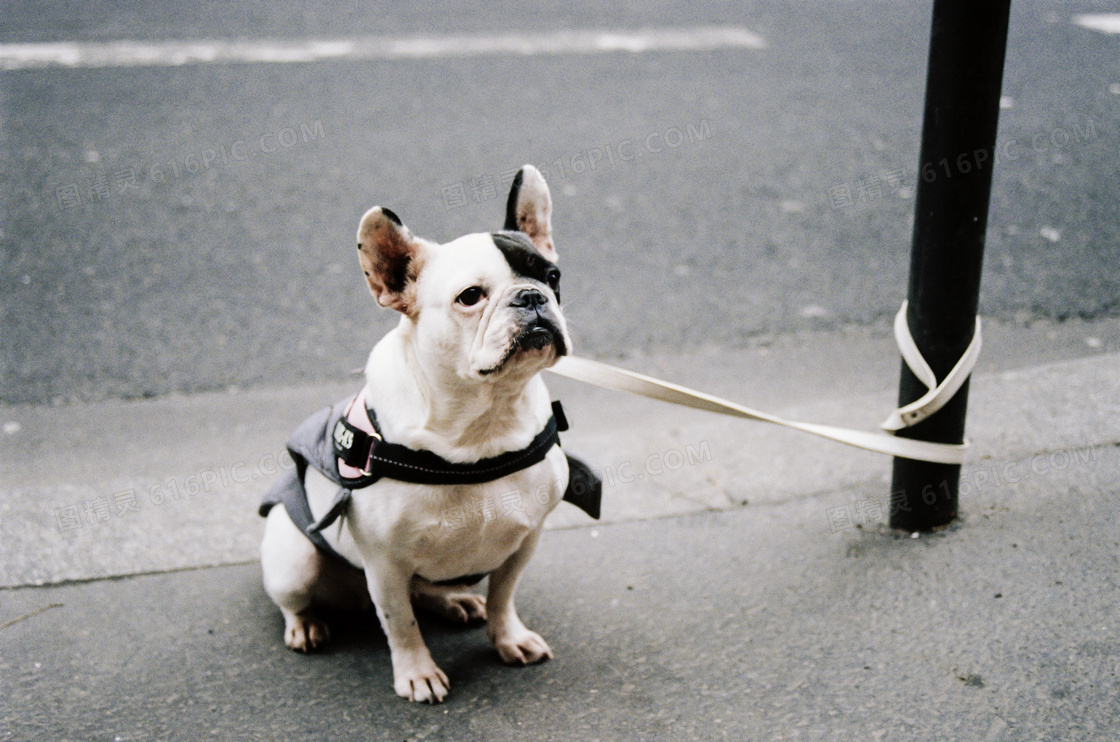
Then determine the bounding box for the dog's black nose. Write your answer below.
[510,288,547,309]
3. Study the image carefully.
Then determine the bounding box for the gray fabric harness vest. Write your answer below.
[259,393,601,571]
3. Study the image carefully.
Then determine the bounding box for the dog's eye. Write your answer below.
[545,268,561,293]
[456,286,486,307]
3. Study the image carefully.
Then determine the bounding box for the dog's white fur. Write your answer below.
[260,166,570,703]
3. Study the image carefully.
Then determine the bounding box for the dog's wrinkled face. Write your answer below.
[356,166,570,381]
[410,230,568,379]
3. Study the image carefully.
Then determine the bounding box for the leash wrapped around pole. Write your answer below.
[881,300,982,433]
[547,343,973,466]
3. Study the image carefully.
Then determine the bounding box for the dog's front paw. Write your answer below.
[393,653,451,703]
[283,611,331,652]
[490,626,554,666]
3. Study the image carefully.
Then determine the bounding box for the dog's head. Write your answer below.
[356,165,570,382]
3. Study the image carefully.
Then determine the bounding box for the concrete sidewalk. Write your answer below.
[1,319,1118,740]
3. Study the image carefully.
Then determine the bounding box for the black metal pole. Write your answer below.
[889,0,1012,532]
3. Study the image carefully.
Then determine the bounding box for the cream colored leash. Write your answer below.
[547,302,981,465]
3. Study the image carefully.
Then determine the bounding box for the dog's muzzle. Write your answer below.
[478,289,567,376]
[510,288,567,356]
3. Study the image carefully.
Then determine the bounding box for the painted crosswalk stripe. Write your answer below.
[1072,14,1120,34]
[0,27,766,71]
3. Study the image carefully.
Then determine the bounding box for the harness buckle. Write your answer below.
[359,428,383,477]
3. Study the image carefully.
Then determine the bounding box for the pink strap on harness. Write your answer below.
[336,388,381,480]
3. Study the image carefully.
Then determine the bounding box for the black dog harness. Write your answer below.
[259,390,601,571]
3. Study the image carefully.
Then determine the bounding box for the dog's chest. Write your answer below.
[335,449,567,579]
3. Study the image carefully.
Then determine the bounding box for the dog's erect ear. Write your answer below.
[503,165,557,262]
[356,206,425,314]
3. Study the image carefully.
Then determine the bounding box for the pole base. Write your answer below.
[889,459,959,532]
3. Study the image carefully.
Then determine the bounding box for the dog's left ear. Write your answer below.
[356,206,425,314]
[503,165,557,262]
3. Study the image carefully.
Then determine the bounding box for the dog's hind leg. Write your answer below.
[410,579,488,624]
[261,506,367,651]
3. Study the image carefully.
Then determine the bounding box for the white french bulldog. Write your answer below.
[260,165,574,703]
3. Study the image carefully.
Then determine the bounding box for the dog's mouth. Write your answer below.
[478,320,567,377]
[518,326,558,351]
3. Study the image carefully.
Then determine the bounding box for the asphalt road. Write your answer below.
[1,1,1118,405]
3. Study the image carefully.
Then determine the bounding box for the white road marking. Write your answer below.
[1072,13,1120,34]
[0,27,766,71]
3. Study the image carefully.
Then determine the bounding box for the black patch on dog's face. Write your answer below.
[490,231,561,300]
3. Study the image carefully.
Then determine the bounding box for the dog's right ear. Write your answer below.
[356,207,425,314]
